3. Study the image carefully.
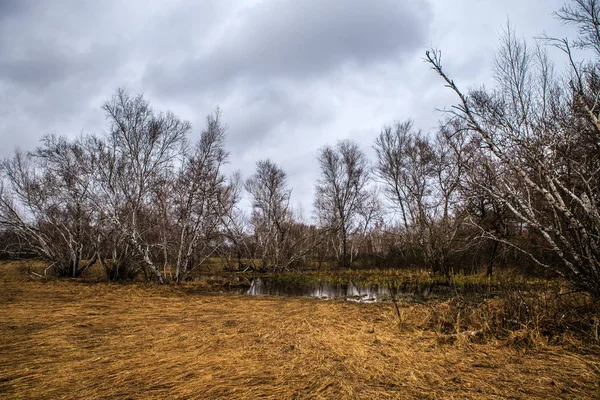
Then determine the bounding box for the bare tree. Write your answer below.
[93,89,190,283]
[349,187,384,265]
[459,137,514,276]
[245,159,318,271]
[85,135,139,281]
[428,127,470,279]
[374,121,467,279]
[245,159,291,270]
[426,3,600,295]
[374,121,435,230]
[214,171,253,271]
[315,140,369,268]
[171,109,229,282]
[0,136,98,277]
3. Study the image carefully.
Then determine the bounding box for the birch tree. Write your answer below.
[171,110,229,282]
[0,136,98,277]
[94,89,189,284]
[426,3,600,295]
[245,159,292,270]
[315,140,369,268]
[374,121,467,279]
[245,159,317,271]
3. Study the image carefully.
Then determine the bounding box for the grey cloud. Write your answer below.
[0,1,135,154]
[144,0,432,95]
[224,82,332,153]
[0,58,67,90]
[0,44,114,91]
[141,0,433,186]
[0,0,578,213]
[0,0,24,20]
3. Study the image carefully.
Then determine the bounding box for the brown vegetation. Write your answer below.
[1,262,599,399]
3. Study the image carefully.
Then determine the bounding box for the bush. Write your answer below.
[415,290,600,347]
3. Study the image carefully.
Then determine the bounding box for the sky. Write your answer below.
[0,0,581,216]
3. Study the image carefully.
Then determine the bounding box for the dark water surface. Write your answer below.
[244,277,432,303]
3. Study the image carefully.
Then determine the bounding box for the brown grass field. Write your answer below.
[1,262,599,399]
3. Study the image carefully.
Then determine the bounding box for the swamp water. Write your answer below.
[243,277,433,303]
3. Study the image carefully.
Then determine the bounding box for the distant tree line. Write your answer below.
[1,0,599,297]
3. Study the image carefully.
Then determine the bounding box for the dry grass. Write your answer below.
[1,262,599,399]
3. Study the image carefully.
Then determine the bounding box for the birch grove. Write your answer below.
[0,0,599,298]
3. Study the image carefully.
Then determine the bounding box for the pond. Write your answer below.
[244,277,433,303]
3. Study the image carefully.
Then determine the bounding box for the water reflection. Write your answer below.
[246,277,431,303]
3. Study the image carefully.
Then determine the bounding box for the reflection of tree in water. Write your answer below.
[246,278,432,302]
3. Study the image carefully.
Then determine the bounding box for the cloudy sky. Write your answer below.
[0,0,579,215]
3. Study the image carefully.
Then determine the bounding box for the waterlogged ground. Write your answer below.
[1,262,599,399]
[203,269,549,303]
[245,277,432,302]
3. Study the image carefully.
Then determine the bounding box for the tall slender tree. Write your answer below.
[315,140,369,268]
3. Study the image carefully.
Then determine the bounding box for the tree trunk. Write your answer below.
[487,240,499,277]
